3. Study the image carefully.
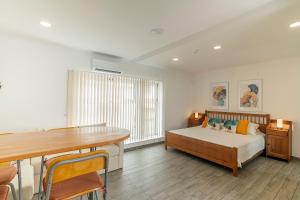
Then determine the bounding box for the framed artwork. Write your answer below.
[210,81,229,110]
[239,79,262,112]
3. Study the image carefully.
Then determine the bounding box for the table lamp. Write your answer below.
[277,119,283,129]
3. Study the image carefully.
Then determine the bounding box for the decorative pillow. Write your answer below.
[208,118,221,126]
[208,118,215,126]
[248,123,260,135]
[236,120,250,135]
[210,123,222,130]
[224,120,238,128]
[202,116,209,128]
[231,125,237,133]
[217,123,224,131]
[223,120,238,133]
[224,125,237,133]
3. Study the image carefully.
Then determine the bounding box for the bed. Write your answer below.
[165,110,270,176]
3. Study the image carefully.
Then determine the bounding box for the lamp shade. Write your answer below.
[277,119,283,128]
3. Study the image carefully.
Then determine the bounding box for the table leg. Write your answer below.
[88,193,94,200]
[17,160,22,200]
[38,156,45,200]
[88,147,96,200]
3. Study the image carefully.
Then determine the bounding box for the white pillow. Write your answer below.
[224,125,237,133]
[248,123,259,135]
[231,125,237,133]
[210,123,223,131]
[216,123,221,130]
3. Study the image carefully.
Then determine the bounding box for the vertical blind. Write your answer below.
[67,70,163,144]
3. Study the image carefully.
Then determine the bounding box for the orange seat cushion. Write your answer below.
[0,185,9,200]
[236,120,249,135]
[43,172,104,200]
[0,166,17,185]
[202,116,209,128]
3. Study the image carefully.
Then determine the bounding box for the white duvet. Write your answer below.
[169,126,265,167]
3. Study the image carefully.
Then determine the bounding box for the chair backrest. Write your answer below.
[0,133,13,135]
[0,185,9,200]
[77,123,107,128]
[45,150,108,184]
[0,162,10,169]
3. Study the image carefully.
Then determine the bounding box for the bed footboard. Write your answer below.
[165,131,238,176]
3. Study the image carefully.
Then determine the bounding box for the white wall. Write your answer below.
[0,31,193,132]
[193,57,300,157]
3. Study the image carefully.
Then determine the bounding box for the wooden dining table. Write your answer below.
[0,125,130,200]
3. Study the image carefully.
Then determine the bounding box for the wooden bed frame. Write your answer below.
[165,110,270,177]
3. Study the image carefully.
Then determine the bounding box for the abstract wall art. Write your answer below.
[239,79,262,112]
[210,81,229,110]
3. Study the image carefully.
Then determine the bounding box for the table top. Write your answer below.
[0,126,130,162]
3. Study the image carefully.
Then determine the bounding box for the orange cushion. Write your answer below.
[202,116,208,128]
[236,120,249,135]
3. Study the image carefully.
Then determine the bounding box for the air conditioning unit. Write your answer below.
[91,52,123,75]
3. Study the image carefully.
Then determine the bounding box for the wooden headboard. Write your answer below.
[205,110,270,133]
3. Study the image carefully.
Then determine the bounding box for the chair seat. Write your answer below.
[43,172,104,200]
[0,166,17,185]
[0,185,9,200]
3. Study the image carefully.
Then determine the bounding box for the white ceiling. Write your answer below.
[0,0,299,73]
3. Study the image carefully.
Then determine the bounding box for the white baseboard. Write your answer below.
[124,137,164,149]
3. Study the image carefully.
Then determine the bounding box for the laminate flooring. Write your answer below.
[61,144,300,200]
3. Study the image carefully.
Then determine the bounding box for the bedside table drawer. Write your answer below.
[267,129,288,137]
[188,119,201,127]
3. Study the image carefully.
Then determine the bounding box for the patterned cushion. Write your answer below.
[208,118,221,126]
[224,120,238,129]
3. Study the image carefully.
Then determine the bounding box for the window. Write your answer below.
[67,70,163,144]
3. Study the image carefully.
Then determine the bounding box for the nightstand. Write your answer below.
[188,112,204,127]
[266,120,293,161]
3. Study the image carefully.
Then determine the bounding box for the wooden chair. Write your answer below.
[41,150,109,200]
[77,123,107,128]
[0,163,17,200]
[36,126,82,199]
[36,124,107,199]
[46,126,80,132]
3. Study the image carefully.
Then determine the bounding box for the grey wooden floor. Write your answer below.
[70,144,300,200]
[104,144,300,200]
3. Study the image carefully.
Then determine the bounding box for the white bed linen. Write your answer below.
[169,126,265,167]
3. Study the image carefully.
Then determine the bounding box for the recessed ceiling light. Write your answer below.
[213,45,222,50]
[193,49,200,54]
[289,21,300,28]
[172,58,179,62]
[150,28,164,35]
[40,21,52,28]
